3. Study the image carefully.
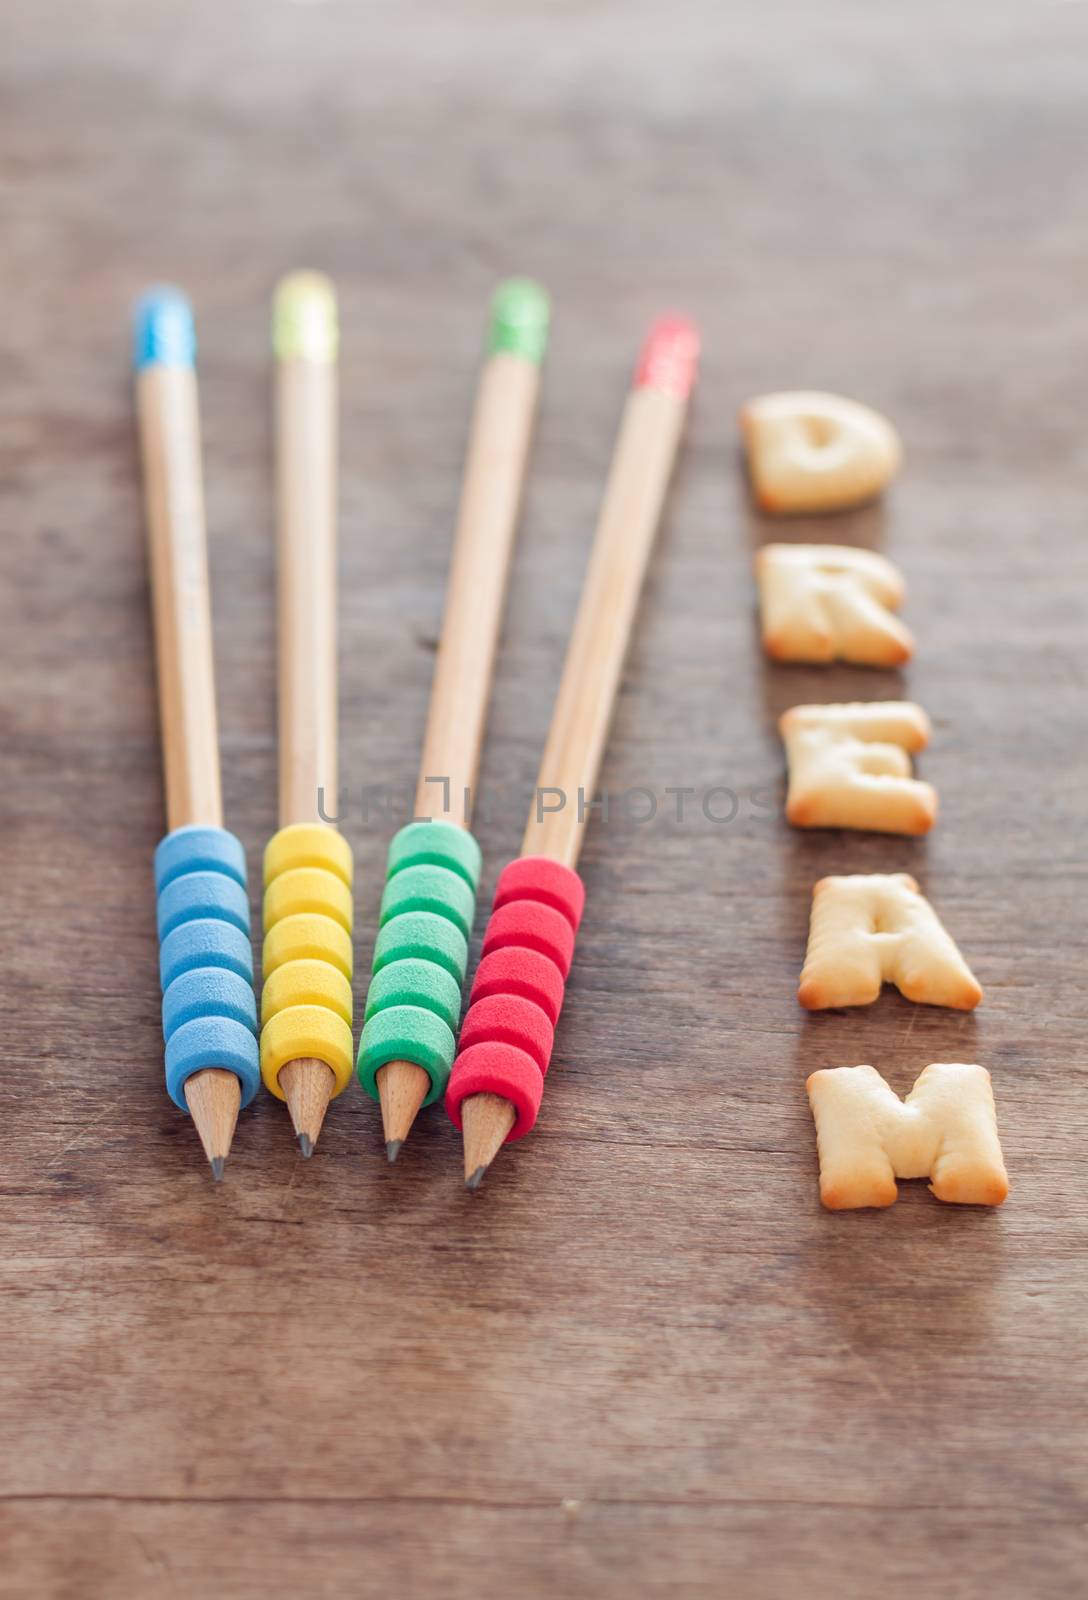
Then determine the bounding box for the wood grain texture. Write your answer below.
[1,2,1086,1596]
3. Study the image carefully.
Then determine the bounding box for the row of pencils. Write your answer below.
[137,274,698,1188]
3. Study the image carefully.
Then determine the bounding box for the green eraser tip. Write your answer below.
[273,271,338,363]
[488,278,550,364]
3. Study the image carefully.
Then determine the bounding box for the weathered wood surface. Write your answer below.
[1,3,1086,1595]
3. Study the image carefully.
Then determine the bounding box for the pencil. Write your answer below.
[356,280,549,1158]
[259,272,354,1156]
[444,314,699,1188]
[135,287,261,1179]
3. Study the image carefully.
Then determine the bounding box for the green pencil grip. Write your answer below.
[357,821,482,1106]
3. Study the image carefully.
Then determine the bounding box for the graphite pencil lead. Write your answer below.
[297,1133,314,1160]
[210,1157,225,1183]
[386,1139,403,1164]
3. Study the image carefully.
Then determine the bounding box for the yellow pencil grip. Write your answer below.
[264,822,352,887]
[261,1006,354,1098]
[260,825,354,1098]
[264,866,352,933]
[263,913,353,980]
[262,958,353,1028]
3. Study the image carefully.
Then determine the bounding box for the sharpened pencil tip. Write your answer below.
[279,1059,335,1157]
[185,1069,241,1181]
[461,1093,515,1191]
[386,1139,402,1164]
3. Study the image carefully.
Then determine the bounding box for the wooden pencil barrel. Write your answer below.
[276,352,338,826]
[414,351,540,823]
[521,383,685,868]
[137,363,223,831]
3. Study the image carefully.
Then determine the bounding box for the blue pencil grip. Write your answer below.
[154,826,260,1110]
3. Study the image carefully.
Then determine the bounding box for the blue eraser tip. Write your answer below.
[133,286,196,370]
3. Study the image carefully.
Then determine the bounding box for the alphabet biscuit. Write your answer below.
[806,1063,1009,1209]
[799,872,982,1011]
[740,390,902,514]
[780,702,937,835]
[756,543,914,666]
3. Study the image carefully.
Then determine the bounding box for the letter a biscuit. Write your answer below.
[799,872,982,1010]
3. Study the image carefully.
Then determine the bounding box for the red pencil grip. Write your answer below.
[459,992,554,1073]
[491,856,586,929]
[445,857,584,1141]
[446,1042,544,1139]
[469,947,566,1025]
[480,897,576,977]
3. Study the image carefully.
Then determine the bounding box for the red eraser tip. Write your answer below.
[634,315,700,399]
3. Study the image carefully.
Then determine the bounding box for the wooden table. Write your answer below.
[3,3,1085,1594]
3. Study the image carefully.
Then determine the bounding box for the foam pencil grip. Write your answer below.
[357,821,482,1106]
[445,857,585,1141]
[260,824,355,1098]
[155,825,260,1110]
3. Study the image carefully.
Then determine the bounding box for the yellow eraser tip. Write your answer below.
[273,271,338,362]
